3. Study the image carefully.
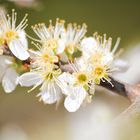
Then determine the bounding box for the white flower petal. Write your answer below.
[2,68,19,93]
[65,96,80,112]
[0,55,13,65]
[102,52,113,65]
[9,39,30,60]
[113,59,129,73]
[28,49,41,58]
[18,72,43,87]
[17,30,28,49]
[81,37,97,55]
[38,81,62,104]
[58,72,75,85]
[64,86,87,112]
[0,67,5,81]
[57,72,75,95]
[74,57,88,71]
[81,37,97,47]
[0,56,13,81]
[56,39,65,54]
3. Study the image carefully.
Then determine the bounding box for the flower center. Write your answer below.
[76,73,88,85]
[5,30,18,41]
[90,52,103,64]
[43,68,61,81]
[43,39,58,50]
[92,65,108,81]
[42,54,49,62]
[42,53,58,64]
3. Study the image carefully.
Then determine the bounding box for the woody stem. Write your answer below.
[100,77,127,97]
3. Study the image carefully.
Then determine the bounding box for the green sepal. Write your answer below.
[83,84,89,91]
[94,78,100,85]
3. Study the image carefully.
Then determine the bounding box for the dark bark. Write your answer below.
[100,77,127,97]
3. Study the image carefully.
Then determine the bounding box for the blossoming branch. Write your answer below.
[0,10,131,112]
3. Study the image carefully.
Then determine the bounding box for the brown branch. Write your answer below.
[101,77,140,105]
[99,78,140,120]
[100,77,127,97]
[100,77,140,105]
[3,47,14,56]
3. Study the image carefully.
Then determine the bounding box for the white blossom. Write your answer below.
[31,19,66,55]
[57,72,87,112]
[18,44,63,104]
[0,9,29,60]
[79,33,128,85]
[0,13,129,113]
[57,61,95,112]
[18,65,63,104]
[61,23,87,56]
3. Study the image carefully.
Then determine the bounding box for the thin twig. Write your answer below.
[2,50,140,103]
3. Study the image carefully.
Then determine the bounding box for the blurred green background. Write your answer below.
[1,0,140,47]
[0,0,140,140]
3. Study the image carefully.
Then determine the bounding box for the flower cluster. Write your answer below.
[0,10,128,112]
